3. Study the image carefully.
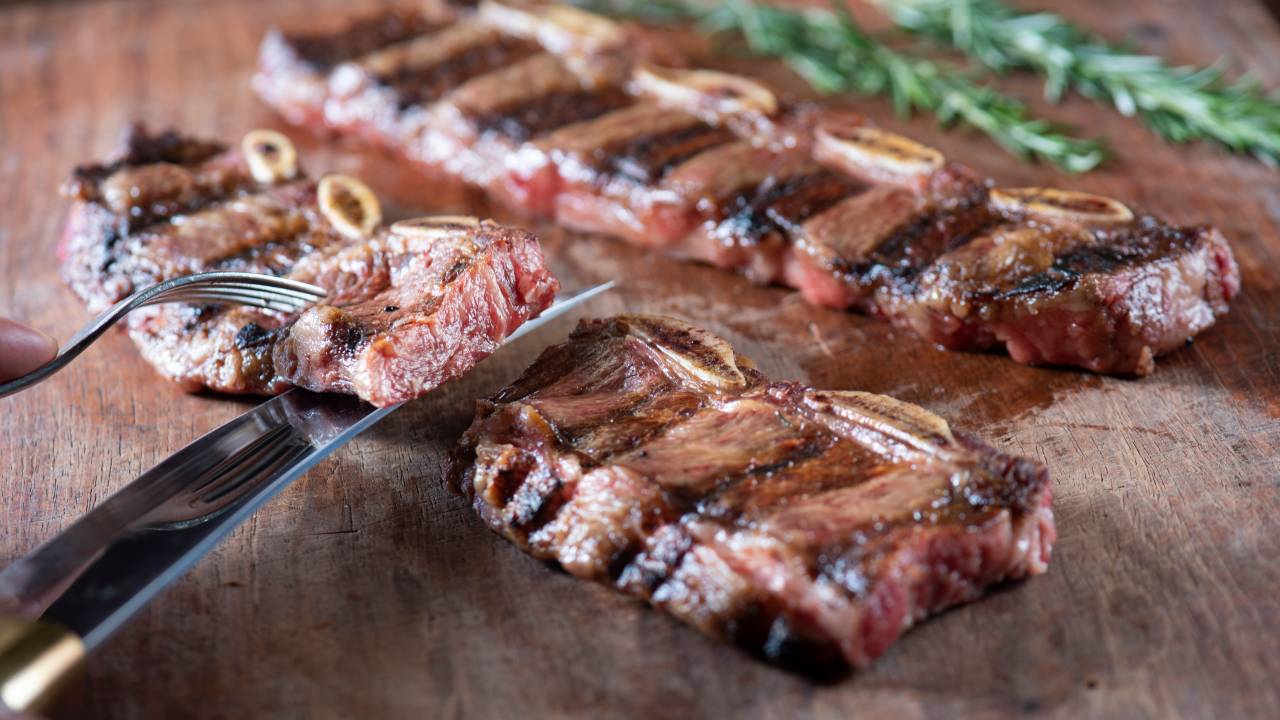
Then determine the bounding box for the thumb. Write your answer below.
[0,318,58,382]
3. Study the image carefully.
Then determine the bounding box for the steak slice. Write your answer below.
[61,128,559,406]
[899,214,1239,375]
[447,315,1055,672]
[254,5,457,128]
[255,2,1241,376]
[60,126,271,311]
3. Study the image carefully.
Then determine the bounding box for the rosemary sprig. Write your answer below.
[578,0,1106,172]
[876,0,1280,165]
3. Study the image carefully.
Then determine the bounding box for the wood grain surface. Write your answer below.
[1,0,1278,717]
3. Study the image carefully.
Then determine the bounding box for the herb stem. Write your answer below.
[578,0,1106,172]
[875,0,1280,165]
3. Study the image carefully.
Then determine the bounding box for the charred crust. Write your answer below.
[517,479,573,535]
[234,322,275,350]
[953,432,1050,514]
[727,605,849,679]
[65,126,227,202]
[991,223,1206,301]
[381,36,541,110]
[328,317,369,355]
[598,121,736,186]
[284,11,441,71]
[839,198,993,289]
[616,525,693,597]
[472,86,635,143]
[716,171,865,246]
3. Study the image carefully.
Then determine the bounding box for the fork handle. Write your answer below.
[0,617,84,713]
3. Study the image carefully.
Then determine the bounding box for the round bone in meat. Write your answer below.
[814,123,944,185]
[241,129,298,184]
[633,64,778,120]
[478,1,625,55]
[317,174,382,239]
[990,187,1134,225]
[390,215,482,242]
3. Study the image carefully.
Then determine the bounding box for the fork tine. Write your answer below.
[152,288,308,311]
[156,285,315,304]
[158,272,325,299]
[194,281,325,302]
[202,275,326,299]
[1,271,327,399]
[151,276,325,306]
[159,294,304,313]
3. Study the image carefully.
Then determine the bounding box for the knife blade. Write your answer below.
[0,281,612,712]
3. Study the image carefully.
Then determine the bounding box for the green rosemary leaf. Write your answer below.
[576,0,1105,171]
[876,0,1280,166]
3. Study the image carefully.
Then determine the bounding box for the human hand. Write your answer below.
[0,318,57,382]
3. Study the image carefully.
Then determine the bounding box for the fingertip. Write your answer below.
[0,318,59,381]
[34,327,59,357]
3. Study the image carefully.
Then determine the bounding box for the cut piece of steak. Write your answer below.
[271,218,559,405]
[447,315,1055,673]
[255,1,1241,376]
[61,128,559,406]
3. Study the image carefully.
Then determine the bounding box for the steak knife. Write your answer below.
[0,281,612,714]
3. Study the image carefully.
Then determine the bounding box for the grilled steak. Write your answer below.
[254,1,1241,376]
[447,315,1055,672]
[61,127,559,406]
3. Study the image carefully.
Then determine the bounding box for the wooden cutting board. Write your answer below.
[1,0,1277,717]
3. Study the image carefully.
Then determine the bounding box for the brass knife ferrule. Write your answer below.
[0,616,86,713]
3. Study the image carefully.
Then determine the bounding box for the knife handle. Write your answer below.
[0,617,85,713]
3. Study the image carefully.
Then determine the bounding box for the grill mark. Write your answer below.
[471,87,636,143]
[764,174,867,234]
[845,202,993,290]
[616,524,694,598]
[68,129,241,234]
[92,193,315,304]
[555,396,705,468]
[510,477,573,535]
[67,127,227,199]
[716,172,866,247]
[143,196,322,280]
[381,36,540,110]
[596,122,736,186]
[95,225,124,274]
[695,431,842,520]
[606,546,641,582]
[996,270,1075,299]
[287,12,440,71]
[122,186,260,236]
[1055,243,1148,274]
[328,318,368,356]
[994,242,1165,300]
[234,322,274,350]
[207,238,313,276]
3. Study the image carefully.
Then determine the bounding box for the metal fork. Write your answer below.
[0,272,326,399]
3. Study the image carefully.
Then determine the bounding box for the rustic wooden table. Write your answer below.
[1,0,1278,717]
